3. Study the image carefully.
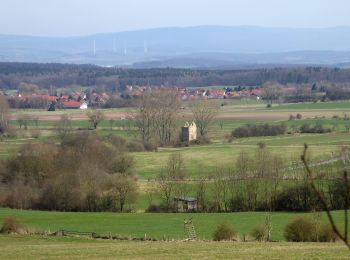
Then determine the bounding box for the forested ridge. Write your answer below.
[0,62,350,91]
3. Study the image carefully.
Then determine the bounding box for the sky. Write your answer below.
[1,0,350,36]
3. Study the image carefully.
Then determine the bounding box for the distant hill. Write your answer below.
[1,26,350,67]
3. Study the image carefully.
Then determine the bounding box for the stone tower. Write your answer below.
[182,121,197,142]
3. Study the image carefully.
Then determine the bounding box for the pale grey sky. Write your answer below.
[1,0,349,36]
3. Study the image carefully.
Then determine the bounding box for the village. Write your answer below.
[2,85,266,110]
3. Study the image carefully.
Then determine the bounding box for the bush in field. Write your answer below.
[284,217,336,242]
[127,141,145,152]
[0,216,25,234]
[328,179,350,210]
[107,135,128,152]
[299,123,332,134]
[228,196,248,212]
[275,184,318,211]
[284,217,315,242]
[318,223,336,242]
[213,222,238,241]
[251,225,266,241]
[143,141,158,152]
[231,123,286,138]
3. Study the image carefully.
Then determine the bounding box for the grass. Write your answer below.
[2,103,350,258]
[133,133,344,179]
[269,101,350,110]
[0,235,348,259]
[0,208,348,242]
[4,113,350,178]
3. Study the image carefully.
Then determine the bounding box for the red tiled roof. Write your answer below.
[40,95,57,101]
[63,101,82,107]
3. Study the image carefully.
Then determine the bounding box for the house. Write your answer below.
[174,196,198,212]
[182,121,197,142]
[63,101,88,110]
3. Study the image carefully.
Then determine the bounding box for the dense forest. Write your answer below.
[0,62,350,91]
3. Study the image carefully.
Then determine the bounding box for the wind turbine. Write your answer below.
[144,40,148,54]
[123,40,127,55]
[113,38,116,53]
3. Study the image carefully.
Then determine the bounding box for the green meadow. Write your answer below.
[1,101,350,258]
[0,208,348,242]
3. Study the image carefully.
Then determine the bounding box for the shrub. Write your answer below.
[194,135,211,145]
[299,123,332,134]
[228,196,248,212]
[108,135,128,151]
[328,179,350,210]
[231,123,286,138]
[213,222,237,241]
[0,216,25,234]
[284,217,315,242]
[127,141,145,152]
[284,217,336,242]
[318,223,336,242]
[251,225,266,241]
[145,204,161,213]
[143,142,158,152]
[275,184,318,211]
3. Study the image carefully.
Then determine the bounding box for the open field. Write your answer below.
[0,208,348,241]
[9,101,350,122]
[0,235,348,259]
[4,101,350,178]
[3,101,350,209]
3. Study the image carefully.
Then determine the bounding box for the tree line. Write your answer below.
[0,132,137,212]
[149,146,349,213]
[1,62,350,91]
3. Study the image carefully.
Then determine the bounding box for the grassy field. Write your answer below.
[2,102,350,258]
[269,101,350,110]
[0,208,348,242]
[4,101,350,178]
[0,235,348,259]
[133,132,348,179]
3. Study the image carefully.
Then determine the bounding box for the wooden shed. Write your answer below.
[174,196,197,212]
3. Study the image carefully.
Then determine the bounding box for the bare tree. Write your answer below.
[158,172,175,210]
[158,153,186,209]
[302,144,350,249]
[212,167,229,212]
[262,82,285,105]
[0,95,10,134]
[110,174,138,212]
[87,109,105,129]
[17,114,30,130]
[134,90,180,146]
[196,177,208,212]
[56,114,73,140]
[165,153,186,180]
[190,99,219,137]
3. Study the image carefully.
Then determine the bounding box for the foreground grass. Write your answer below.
[1,208,348,242]
[0,235,348,259]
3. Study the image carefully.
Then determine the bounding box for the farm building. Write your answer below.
[182,121,197,142]
[174,196,197,212]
